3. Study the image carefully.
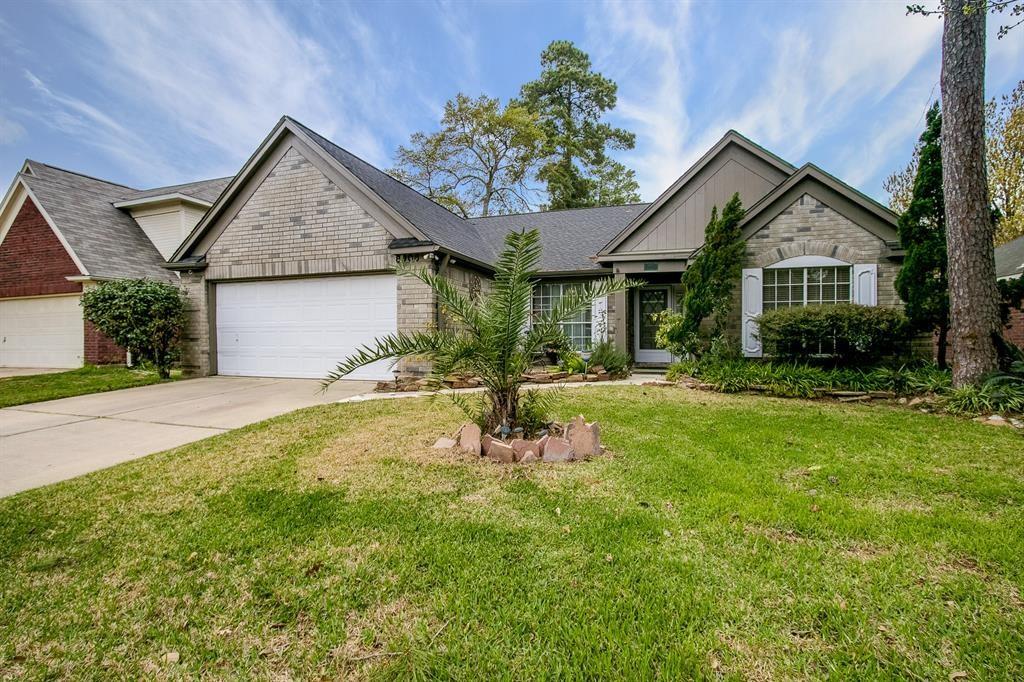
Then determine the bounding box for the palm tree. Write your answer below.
[323,229,634,433]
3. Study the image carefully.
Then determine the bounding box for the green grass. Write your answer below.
[0,365,178,408]
[1,387,1022,679]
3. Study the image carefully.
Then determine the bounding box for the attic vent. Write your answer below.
[20,162,34,176]
[643,262,659,272]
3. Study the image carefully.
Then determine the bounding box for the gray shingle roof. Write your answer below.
[996,234,1024,279]
[289,118,646,273]
[20,161,175,281]
[120,176,232,204]
[288,118,499,266]
[471,204,649,273]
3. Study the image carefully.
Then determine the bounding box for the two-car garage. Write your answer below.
[214,274,398,381]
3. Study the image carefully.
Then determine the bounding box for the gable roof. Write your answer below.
[115,176,232,208]
[737,163,900,245]
[472,204,648,273]
[288,119,498,266]
[996,234,1024,279]
[17,161,176,281]
[598,130,796,256]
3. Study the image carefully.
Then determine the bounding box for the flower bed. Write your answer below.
[376,365,627,393]
[433,415,604,464]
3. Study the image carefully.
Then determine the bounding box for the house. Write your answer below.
[0,162,229,368]
[167,117,901,379]
[1,116,903,377]
[996,234,1024,347]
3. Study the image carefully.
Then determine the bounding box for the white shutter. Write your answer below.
[852,264,878,306]
[591,296,608,344]
[741,268,763,358]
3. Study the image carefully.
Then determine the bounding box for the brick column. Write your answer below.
[396,257,437,376]
[179,270,212,376]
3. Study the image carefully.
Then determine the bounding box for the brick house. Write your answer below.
[0,162,228,368]
[996,234,1024,347]
[2,116,909,376]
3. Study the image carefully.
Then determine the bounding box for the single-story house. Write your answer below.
[996,233,1024,347]
[2,116,905,378]
[0,162,229,368]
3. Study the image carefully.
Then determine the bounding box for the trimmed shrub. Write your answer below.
[81,279,187,379]
[757,304,911,365]
[588,340,632,375]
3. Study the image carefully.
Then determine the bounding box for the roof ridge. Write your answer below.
[285,116,476,224]
[136,175,234,193]
[24,159,137,191]
[471,202,650,221]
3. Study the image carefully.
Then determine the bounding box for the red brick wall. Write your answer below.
[0,197,83,298]
[1005,307,1024,348]
[84,318,125,365]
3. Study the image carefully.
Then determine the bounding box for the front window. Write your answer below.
[532,282,592,351]
[763,266,851,310]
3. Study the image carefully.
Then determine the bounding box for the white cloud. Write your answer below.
[586,0,694,199]
[0,115,25,145]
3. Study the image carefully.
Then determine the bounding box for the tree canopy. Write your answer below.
[518,40,640,210]
[389,94,544,218]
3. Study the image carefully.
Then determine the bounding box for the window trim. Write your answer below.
[763,264,852,310]
[531,281,593,351]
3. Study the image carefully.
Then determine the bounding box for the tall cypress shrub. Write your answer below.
[895,103,950,368]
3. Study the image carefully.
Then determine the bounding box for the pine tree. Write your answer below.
[895,103,950,368]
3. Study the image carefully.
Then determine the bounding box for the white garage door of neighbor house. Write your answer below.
[0,294,84,368]
[216,274,398,381]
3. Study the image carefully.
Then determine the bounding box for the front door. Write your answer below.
[635,287,672,364]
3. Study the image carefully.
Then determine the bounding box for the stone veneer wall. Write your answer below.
[204,147,393,281]
[725,193,902,342]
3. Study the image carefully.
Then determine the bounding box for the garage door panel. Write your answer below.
[0,295,84,368]
[216,275,397,380]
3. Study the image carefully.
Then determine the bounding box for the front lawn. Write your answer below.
[0,365,178,408]
[1,387,1021,679]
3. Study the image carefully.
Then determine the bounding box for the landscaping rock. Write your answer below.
[566,414,601,458]
[487,440,515,463]
[432,437,457,449]
[536,434,549,456]
[974,414,1012,427]
[831,391,867,397]
[510,438,536,461]
[481,434,494,456]
[838,395,871,403]
[542,436,575,462]
[549,371,568,380]
[458,423,482,455]
[868,391,896,399]
[565,374,585,382]
[520,451,539,464]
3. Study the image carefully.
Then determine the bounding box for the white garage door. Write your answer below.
[216,274,398,381]
[0,294,84,368]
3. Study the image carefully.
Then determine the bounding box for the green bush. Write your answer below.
[667,359,953,400]
[588,340,631,375]
[757,303,911,365]
[559,351,587,374]
[80,279,187,379]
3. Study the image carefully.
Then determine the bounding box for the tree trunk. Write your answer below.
[941,0,1001,387]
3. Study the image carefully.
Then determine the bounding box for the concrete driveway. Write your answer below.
[0,376,372,497]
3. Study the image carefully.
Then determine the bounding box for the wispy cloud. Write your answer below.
[0,115,25,146]
[586,0,693,199]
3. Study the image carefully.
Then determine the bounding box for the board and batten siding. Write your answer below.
[618,145,788,254]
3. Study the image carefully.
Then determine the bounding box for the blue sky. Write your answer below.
[0,0,1020,205]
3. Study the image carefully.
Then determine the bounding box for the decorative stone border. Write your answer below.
[433,415,603,463]
[378,366,627,393]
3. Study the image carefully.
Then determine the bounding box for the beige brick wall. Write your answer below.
[396,258,436,375]
[726,192,902,339]
[205,147,394,281]
[178,270,210,376]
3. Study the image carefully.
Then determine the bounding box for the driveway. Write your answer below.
[0,367,67,378]
[0,376,372,497]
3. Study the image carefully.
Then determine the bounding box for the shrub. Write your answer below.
[588,340,631,375]
[666,359,954,400]
[756,303,911,365]
[80,279,187,379]
[559,350,587,375]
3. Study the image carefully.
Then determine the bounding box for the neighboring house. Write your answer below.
[166,117,901,380]
[996,234,1024,347]
[0,161,229,368]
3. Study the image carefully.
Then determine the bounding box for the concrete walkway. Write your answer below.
[0,376,371,497]
[0,367,67,378]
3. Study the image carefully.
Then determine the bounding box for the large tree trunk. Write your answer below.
[941,0,1001,387]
